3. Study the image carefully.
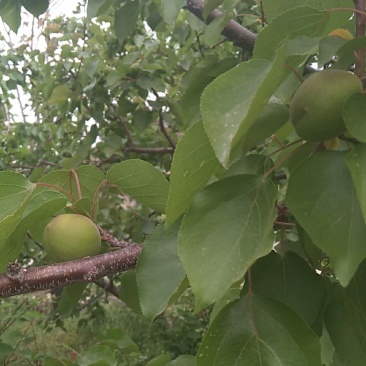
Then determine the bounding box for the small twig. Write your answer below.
[158,111,176,149]
[195,30,205,57]
[123,146,174,154]
[110,104,134,146]
[98,226,131,248]
[94,277,120,298]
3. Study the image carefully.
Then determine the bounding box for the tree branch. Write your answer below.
[0,245,142,298]
[184,0,256,52]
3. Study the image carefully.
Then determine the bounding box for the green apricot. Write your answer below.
[290,69,363,142]
[43,214,101,262]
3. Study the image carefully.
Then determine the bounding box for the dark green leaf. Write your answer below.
[21,0,48,17]
[119,269,143,315]
[287,151,366,286]
[197,294,321,365]
[57,283,88,318]
[179,175,277,310]
[343,93,366,142]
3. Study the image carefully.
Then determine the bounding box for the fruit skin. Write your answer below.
[43,214,101,262]
[290,69,363,142]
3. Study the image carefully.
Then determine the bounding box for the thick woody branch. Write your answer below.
[185,0,256,52]
[0,245,142,298]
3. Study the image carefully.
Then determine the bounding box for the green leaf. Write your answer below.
[119,269,143,315]
[197,294,321,365]
[249,251,325,326]
[0,0,21,33]
[37,166,105,213]
[345,144,366,224]
[241,103,289,152]
[179,175,277,310]
[0,171,35,221]
[166,121,220,226]
[87,0,113,18]
[107,159,169,213]
[48,84,73,105]
[114,0,140,44]
[0,189,66,272]
[201,46,289,167]
[287,151,366,286]
[253,7,329,60]
[203,0,224,20]
[136,223,186,321]
[163,0,186,24]
[262,0,353,27]
[343,93,366,142]
[57,283,88,318]
[21,0,49,17]
[100,328,139,352]
[203,13,231,47]
[146,354,172,366]
[167,355,195,366]
[325,264,366,366]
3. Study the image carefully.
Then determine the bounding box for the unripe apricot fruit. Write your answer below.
[290,69,363,142]
[43,214,101,262]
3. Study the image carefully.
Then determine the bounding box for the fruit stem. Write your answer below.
[70,169,83,199]
[91,179,108,222]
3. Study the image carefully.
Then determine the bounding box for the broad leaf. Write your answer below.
[114,0,140,44]
[136,223,186,321]
[203,0,224,20]
[0,0,21,32]
[166,121,220,227]
[345,144,366,224]
[197,294,321,365]
[48,84,74,105]
[163,0,186,24]
[57,283,88,318]
[21,0,49,18]
[0,172,35,221]
[249,251,325,326]
[241,102,289,152]
[253,7,329,60]
[203,13,231,47]
[179,175,277,310]
[287,151,366,286]
[119,269,143,315]
[262,0,354,26]
[107,159,169,213]
[343,93,366,142]
[201,45,288,167]
[325,263,366,366]
[87,0,113,18]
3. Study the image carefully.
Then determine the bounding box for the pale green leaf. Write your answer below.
[166,121,220,227]
[343,94,366,142]
[107,160,169,213]
[167,355,195,366]
[48,84,73,105]
[163,0,186,24]
[203,13,230,47]
[287,151,366,286]
[179,175,277,310]
[201,45,288,167]
[203,0,224,20]
[114,0,140,44]
[345,144,366,224]
[0,172,35,221]
[197,295,321,365]
[136,223,186,321]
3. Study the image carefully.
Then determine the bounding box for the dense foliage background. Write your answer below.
[0,0,366,365]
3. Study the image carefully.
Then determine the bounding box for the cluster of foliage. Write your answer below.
[0,0,366,365]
